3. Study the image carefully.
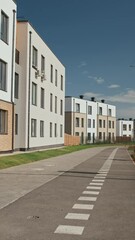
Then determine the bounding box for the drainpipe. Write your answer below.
[11,9,16,152]
[27,31,32,150]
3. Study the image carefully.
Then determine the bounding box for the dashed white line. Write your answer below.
[94,176,106,179]
[65,213,90,220]
[72,204,94,210]
[78,196,97,201]
[54,225,84,235]
[86,186,101,190]
[92,179,105,182]
[83,191,99,195]
[90,182,103,186]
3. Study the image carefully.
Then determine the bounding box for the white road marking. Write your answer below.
[97,173,107,176]
[54,225,84,235]
[72,204,94,210]
[86,186,101,190]
[83,191,99,195]
[65,213,90,220]
[92,179,105,182]
[94,176,106,179]
[78,196,97,201]
[90,182,103,186]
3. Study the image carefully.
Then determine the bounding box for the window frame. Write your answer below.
[0,59,7,91]
[1,11,9,44]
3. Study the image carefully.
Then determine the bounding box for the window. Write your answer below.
[55,69,57,86]
[88,119,91,128]
[0,110,7,134]
[112,121,114,129]
[76,118,79,127]
[60,100,63,115]
[15,49,20,64]
[54,123,57,137]
[41,88,44,108]
[81,118,84,127]
[15,114,18,135]
[50,122,52,137]
[99,119,102,128]
[129,124,131,131]
[93,119,95,128]
[75,132,79,136]
[76,103,80,112]
[14,73,19,99]
[40,120,44,137]
[61,75,63,90]
[99,132,102,140]
[41,55,45,72]
[1,11,8,43]
[123,124,127,131]
[50,93,53,112]
[0,59,7,91]
[32,82,37,106]
[108,109,112,116]
[99,107,102,115]
[109,120,111,128]
[32,47,38,68]
[31,119,37,137]
[60,124,63,137]
[50,64,53,83]
[103,132,105,141]
[88,133,91,141]
[55,96,57,113]
[103,120,106,128]
[88,106,92,115]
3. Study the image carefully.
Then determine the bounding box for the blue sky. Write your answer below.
[17,0,135,118]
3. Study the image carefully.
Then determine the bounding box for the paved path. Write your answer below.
[0,146,135,240]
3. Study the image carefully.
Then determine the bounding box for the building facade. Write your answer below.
[0,0,16,152]
[65,96,116,143]
[14,20,65,151]
[116,119,134,140]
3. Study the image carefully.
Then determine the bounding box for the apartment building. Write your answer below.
[65,96,116,143]
[14,20,65,151]
[116,119,134,140]
[0,0,16,152]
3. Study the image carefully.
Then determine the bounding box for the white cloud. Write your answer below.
[78,61,87,68]
[108,84,120,89]
[88,75,105,84]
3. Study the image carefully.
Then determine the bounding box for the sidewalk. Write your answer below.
[0,146,109,210]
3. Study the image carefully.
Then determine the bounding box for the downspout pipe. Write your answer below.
[27,31,32,150]
[11,9,16,152]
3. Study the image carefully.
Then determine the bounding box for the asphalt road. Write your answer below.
[0,147,135,240]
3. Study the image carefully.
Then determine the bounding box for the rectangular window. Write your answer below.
[109,120,111,128]
[129,124,131,131]
[60,99,63,115]
[55,96,57,113]
[61,75,63,90]
[54,123,57,137]
[50,122,52,137]
[99,132,102,140]
[50,93,53,112]
[0,109,7,134]
[31,119,37,137]
[81,118,84,127]
[32,82,37,106]
[55,69,58,86]
[99,107,102,115]
[15,49,20,64]
[32,47,38,68]
[88,132,91,141]
[88,106,92,115]
[60,124,63,137]
[123,124,127,131]
[41,88,44,108]
[14,73,19,99]
[40,120,44,137]
[99,119,102,128]
[103,120,105,128]
[15,114,18,135]
[76,118,79,127]
[93,119,95,128]
[0,59,7,91]
[88,119,91,128]
[50,64,53,83]
[108,109,112,116]
[75,132,79,136]
[1,11,8,43]
[76,103,80,112]
[41,55,45,72]
[112,121,114,129]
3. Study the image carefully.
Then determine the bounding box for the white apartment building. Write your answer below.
[0,0,16,152]
[65,96,116,143]
[116,119,134,140]
[14,20,65,151]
